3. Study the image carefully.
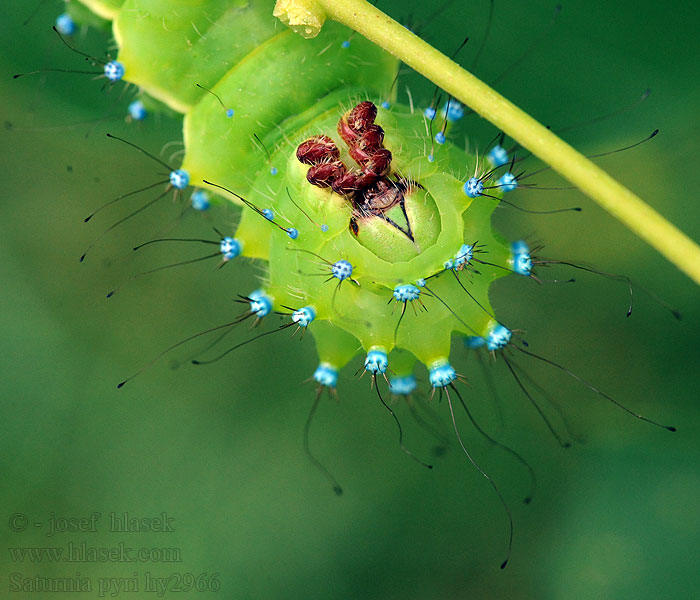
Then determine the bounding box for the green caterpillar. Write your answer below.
[16,0,683,574]
[61,0,514,391]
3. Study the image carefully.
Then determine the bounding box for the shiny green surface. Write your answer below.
[1,1,698,598]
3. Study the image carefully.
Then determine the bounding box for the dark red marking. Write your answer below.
[296,135,340,165]
[296,101,417,240]
[306,160,347,188]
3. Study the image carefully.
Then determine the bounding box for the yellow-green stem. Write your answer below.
[275,0,700,285]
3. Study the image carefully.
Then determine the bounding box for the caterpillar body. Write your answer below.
[65,0,515,388]
[6,0,696,587]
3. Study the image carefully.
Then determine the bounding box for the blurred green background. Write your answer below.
[1,1,698,598]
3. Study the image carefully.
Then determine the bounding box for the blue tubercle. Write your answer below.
[292,306,316,328]
[442,101,464,122]
[464,177,484,198]
[497,172,518,192]
[320,224,329,233]
[429,360,457,388]
[364,349,388,375]
[104,61,125,82]
[225,108,234,118]
[389,374,417,396]
[423,107,437,120]
[416,278,426,287]
[127,100,147,121]
[488,144,509,167]
[270,167,278,176]
[435,131,446,145]
[262,208,274,221]
[248,290,273,318]
[510,240,532,276]
[393,284,421,302]
[341,40,350,48]
[169,169,189,190]
[380,101,391,109]
[286,228,299,240]
[453,243,474,269]
[219,237,242,261]
[55,13,76,36]
[314,363,338,388]
[331,259,353,281]
[190,189,210,211]
[486,324,512,351]
[513,253,532,276]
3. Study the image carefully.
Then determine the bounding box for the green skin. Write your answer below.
[76,0,513,380]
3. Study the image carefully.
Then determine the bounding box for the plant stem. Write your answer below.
[276,0,700,286]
